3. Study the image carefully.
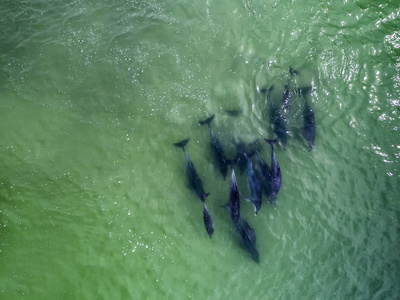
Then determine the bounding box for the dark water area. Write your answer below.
[0,0,399,299]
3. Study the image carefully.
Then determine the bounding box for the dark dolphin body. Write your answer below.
[229,163,240,224]
[254,151,272,198]
[235,217,259,263]
[270,103,288,150]
[199,115,228,180]
[261,87,289,150]
[174,138,209,201]
[203,203,214,238]
[264,139,282,205]
[174,138,214,238]
[300,88,316,151]
[244,153,262,215]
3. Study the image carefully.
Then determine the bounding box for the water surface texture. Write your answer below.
[1,0,399,299]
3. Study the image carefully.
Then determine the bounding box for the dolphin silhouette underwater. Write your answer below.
[299,87,316,151]
[261,86,289,150]
[228,161,241,224]
[234,140,248,175]
[282,66,299,114]
[199,114,228,180]
[254,150,272,198]
[174,138,214,238]
[264,139,282,206]
[244,153,262,215]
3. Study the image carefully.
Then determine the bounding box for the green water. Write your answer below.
[0,0,399,299]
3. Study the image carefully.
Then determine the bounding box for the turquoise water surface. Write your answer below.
[1,0,399,299]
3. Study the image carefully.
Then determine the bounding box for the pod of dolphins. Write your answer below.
[174,67,316,263]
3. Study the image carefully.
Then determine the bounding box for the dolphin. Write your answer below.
[254,150,272,198]
[300,88,316,151]
[234,140,248,175]
[203,203,214,238]
[261,87,289,150]
[244,153,262,215]
[264,139,282,205]
[174,138,214,238]
[199,114,228,180]
[228,162,240,224]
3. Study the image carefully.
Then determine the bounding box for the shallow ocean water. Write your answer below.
[0,0,399,299]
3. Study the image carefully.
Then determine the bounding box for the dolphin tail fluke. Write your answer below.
[243,152,255,160]
[198,114,215,126]
[264,139,277,146]
[226,156,239,168]
[173,138,190,149]
[202,192,210,201]
[244,198,260,216]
